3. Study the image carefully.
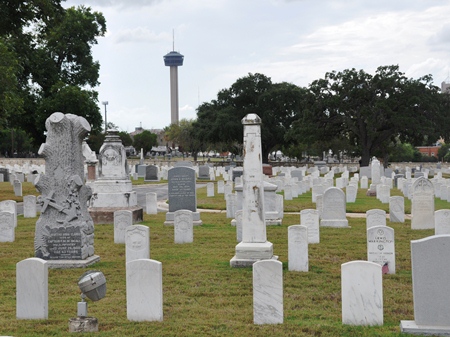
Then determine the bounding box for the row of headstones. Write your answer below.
[15,256,164,322]
[0,197,37,242]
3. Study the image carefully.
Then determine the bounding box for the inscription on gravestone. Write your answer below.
[168,167,196,212]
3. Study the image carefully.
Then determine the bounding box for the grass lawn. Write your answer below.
[0,179,445,336]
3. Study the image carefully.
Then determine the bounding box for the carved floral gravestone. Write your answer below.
[34,113,98,266]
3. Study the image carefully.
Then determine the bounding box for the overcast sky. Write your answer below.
[64,0,450,132]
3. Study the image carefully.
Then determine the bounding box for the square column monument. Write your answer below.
[230,114,276,267]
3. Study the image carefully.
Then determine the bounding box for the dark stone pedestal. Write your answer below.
[89,206,143,224]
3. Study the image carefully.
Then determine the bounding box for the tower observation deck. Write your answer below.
[164,51,184,125]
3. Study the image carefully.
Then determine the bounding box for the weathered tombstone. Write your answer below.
[346,185,357,203]
[174,209,193,243]
[366,209,386,229]
[377,184,390,203]
[371,158,381,185]
[126,259,163,322]
[225,193,236,219]
[144,165,159,181]
[389,196,405,222]
[165,166,201,226]
[300,209,319,244]
[320,187,349,227]
[0,211,15,242]
[16,258,48,319]
[435,209,450,235]
[114,210,132,244]
[206,182,214,197]
[230,114,275,267]
[341,261,383,326]
[288,225,308,272]
[316,194,323,219]
[23,195,37,218]
[291,169,303,181]
[312,184,324,203]
[217,180,225,194]
[360,176,369,189]
[198,165,210,180]
[411,177,435,229]
[145,192,157,215]
[34,113,96,264]
[0,173,3,182]
[13,180,22,197]
[89,130,143,224]
[0,200,17,227]
[253,260,283,324]
[0,168,9,182]
[367,225,395,274]
[400,235,450,335]
[126,225,150,263]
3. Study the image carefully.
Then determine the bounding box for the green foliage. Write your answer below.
[118,131,133,146]
[165,119,202,157]
[194,73,306,163]
[0,2,106,150]
[86,132,105,154]
[288,65,446,166]
[133,130,157,154]
[0,129,35,156]
[438,143,449,161]
[388,142,419,162]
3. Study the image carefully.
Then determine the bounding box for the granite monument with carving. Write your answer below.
[34,112,99,267]
[88,130,143,224]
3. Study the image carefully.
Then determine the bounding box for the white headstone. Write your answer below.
[16,258,48,319]
[126,259,163,321]
[367,225,395,274]
[0,200,17,228]
[411,177,434,229]
[114,210,132,244]
[253,260,283,324]
[13,180,22,197]
[145,192,157,215]
[320,187,349,227]
[360,176,369,189]
[366,209,386,229]
[400,235,450,334]
[217,180,225,194]
[126,225,150,263]
[23,195,37,218]
[174,210,193,243]
[0,211,15,242]
[346,185,357,203]
[389,196,405,223]
[225,193,236,218]
[206,182,214,197]
[300,209,319,244]
[235,210,243,242]
[341,261,383,326]
[435,209,450,235]
[288,225,308,272]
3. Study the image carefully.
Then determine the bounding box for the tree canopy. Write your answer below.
[193,73,305,163]
[0,1,105,149]
[133,130,157,155]
[287,65,447,166]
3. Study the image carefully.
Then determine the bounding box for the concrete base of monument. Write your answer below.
[400,320,450,336]
[164,220,203,226]
[69,316,98,332]
[46,255,100,269]
[230,219,282,226]
[89,206,143,224]
[320,219,350,228]
[230,241,277,267]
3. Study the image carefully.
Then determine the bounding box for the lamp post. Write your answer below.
[102,101,108,133]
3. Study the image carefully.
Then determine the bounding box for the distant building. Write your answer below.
[416,145,440,158]
[129,127,166,146]
[442,80,450,93]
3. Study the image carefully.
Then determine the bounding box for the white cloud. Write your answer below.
[114,28,170,44]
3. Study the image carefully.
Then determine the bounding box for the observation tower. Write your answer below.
[163,45,184,125]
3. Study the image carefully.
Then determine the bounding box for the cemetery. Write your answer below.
[1,116,450,336]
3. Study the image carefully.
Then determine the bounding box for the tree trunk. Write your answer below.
[360,148,371,167]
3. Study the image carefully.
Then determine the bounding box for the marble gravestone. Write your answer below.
[23,195,37,218]
[411,177,434,229]
[230,114,276,267]
[34,113,98,266]
[0,211,15,242]
[89,130,143,224]
[0,200,17,227]
[16,258,48,319]
[300,209,319,244]
[144,165,159,182]
[367,225,395,274]
[389,196,405,223]
[253,260,283,324]
[320,187,349,228]
[400,235,450,335]
[125,225,150,263]
[114,210,132,244]
[174,210,194,244]
[126,259,163,322]
[164,166,202,226]
[366,209,386,229]
[435,209,450,235]
[341,260,383,326]
[288,225,308,272]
